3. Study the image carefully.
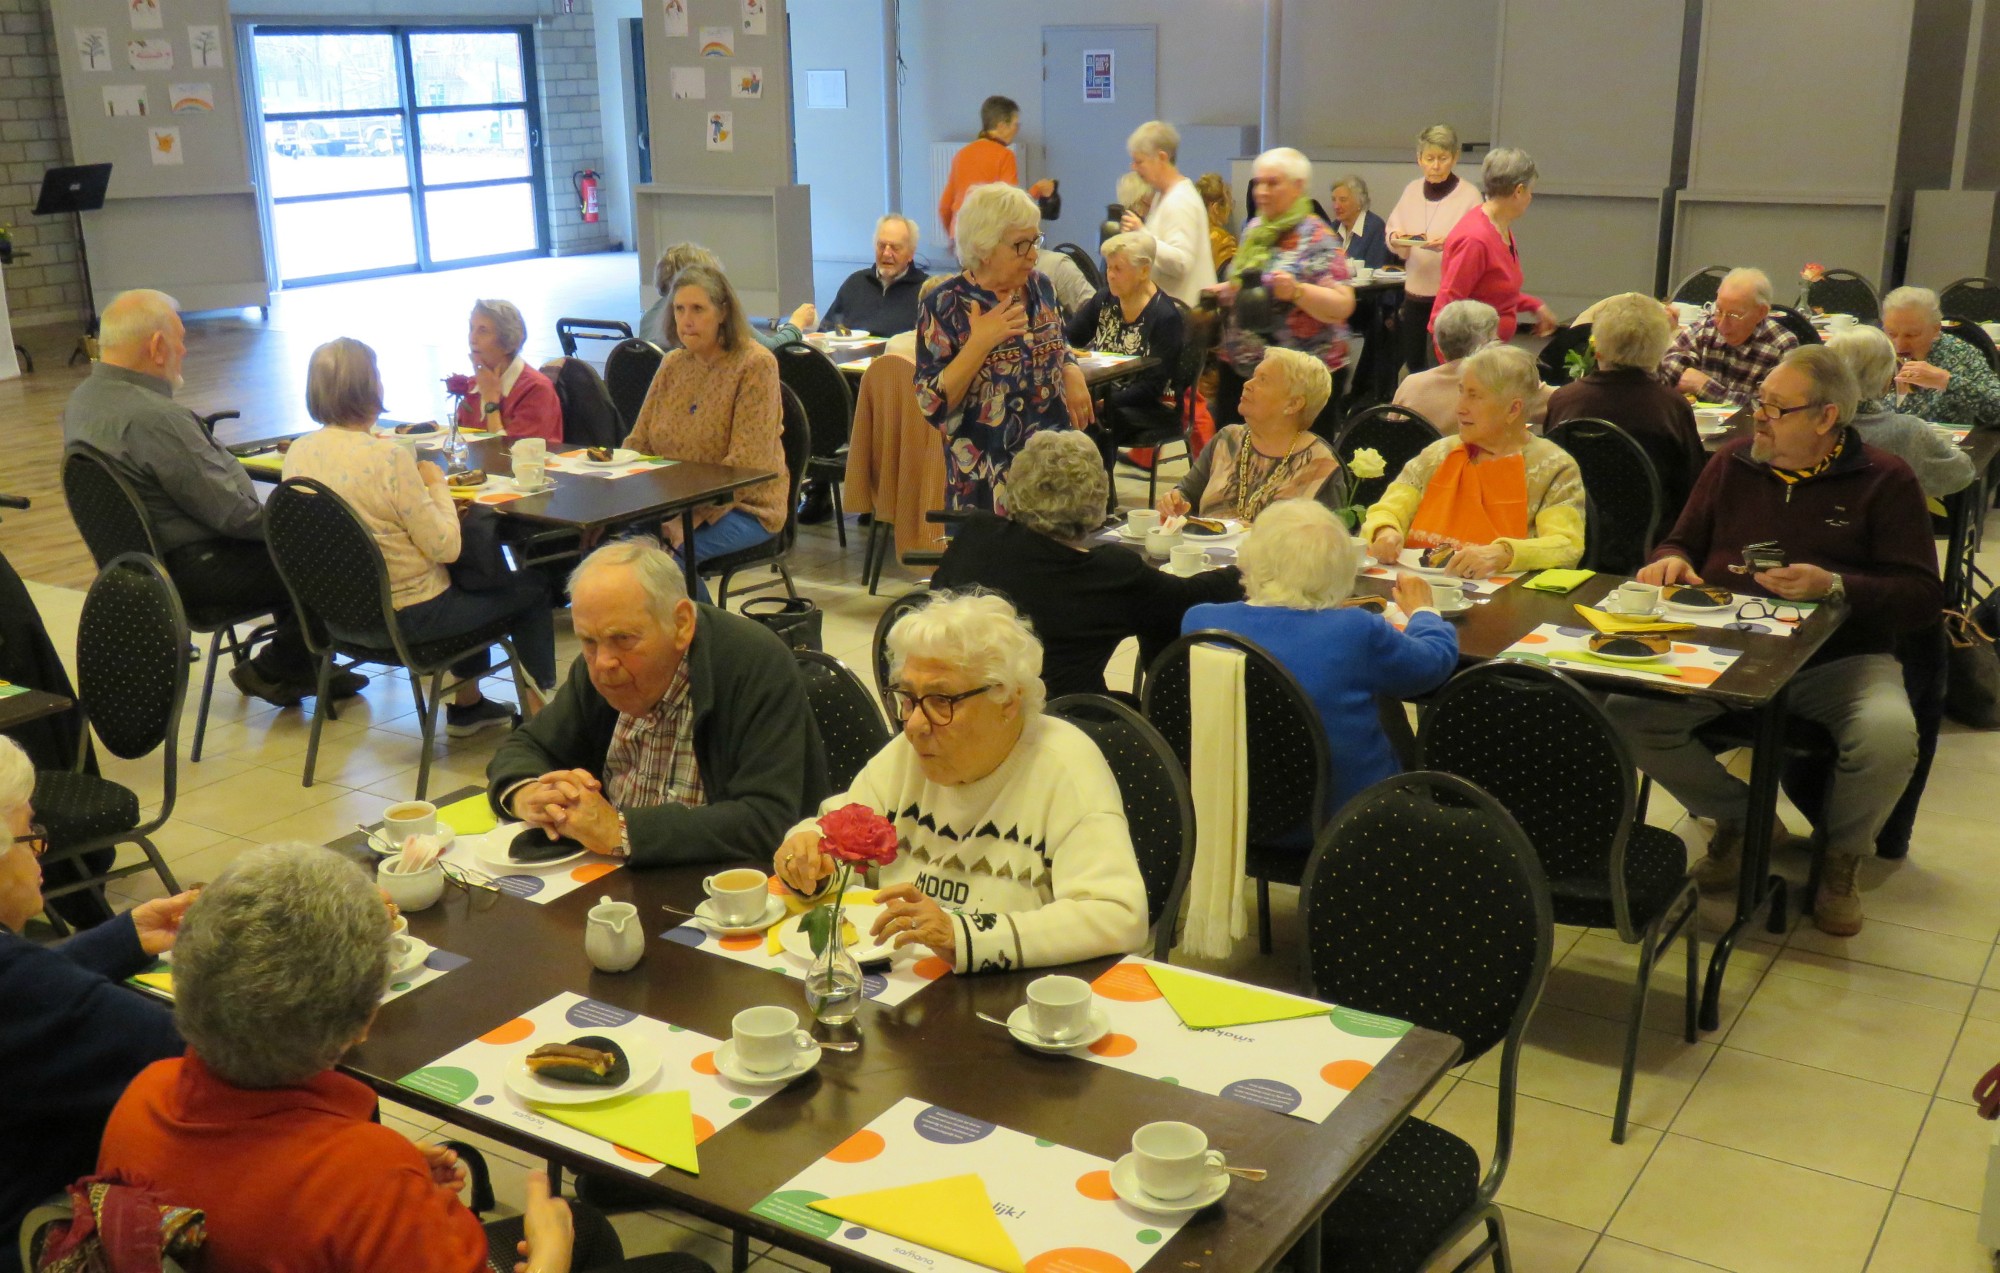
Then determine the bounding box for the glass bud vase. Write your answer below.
[805,937,862,1027]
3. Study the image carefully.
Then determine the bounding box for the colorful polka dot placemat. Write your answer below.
[751,1097,1192,1273]
[1074,957,1410,1123]
[1358,548,1519,597]
[128,946,470,1005]
[1497,621,1745,686]
[661,885,949,1009]
[397,991,779,1178]
[1640,592,1818,638]
[427,821,623,905]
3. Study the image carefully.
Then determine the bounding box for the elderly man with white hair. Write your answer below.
[1880,284,2000,429]
[822,214,931,337]
[1119,120,1216,308]
[61,288,359,708]
[1658,267,1799,406]
[487,538,829,866]
[774,590,1148,974]
[454,297,563,442]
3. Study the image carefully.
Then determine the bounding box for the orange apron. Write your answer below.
[1407,446,1530,549]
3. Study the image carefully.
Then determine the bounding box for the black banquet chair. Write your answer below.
[774,340,858,546]
[872,585,931,703]
[602,337,664,433]
[1544,417,1664,576]
[1416,661,1698,1144]
[1941,318,2000,374]
[698,383,811,607]
[1940,276,2000,325]
[555,317,633,359]
[1670,265,1730,307]
[1768,305,1821,346]
[1803,269,1880,324]
[1300,771,1552,1273]
[1052,241,1103,291]
[1333,405,1442,511]
[792,649,890,795]
[1535,321,1594,388]
[1048,693,1195,962]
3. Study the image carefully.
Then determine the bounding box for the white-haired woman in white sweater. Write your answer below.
[773,591,1148,975]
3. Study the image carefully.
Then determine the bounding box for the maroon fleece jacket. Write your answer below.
[1650,435,1940,666]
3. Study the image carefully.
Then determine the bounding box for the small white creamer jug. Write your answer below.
[585,896,644,973]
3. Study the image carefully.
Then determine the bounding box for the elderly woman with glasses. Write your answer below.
[1066,229,1185,498]
[1184,501,1459,815]
[932,431,1241,699]
[1365,343,1585,578]
[0,734,190,1262]
[1430,148,1558,344]
[915,183,1095,514]
[1159,346,1342,522]
[1826,325,1976,497]
[773,591,1148,974]
[1879,285,2000,429]
[455,298,564,443]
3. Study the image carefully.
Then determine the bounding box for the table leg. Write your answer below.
[1699,693,1791,1032]
[680,507,700,592]
[1943,487,1971,611]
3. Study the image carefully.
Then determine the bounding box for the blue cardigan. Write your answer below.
[1337,210,1391,271]
[1182,602,1459,817]
[0,914,182,1271]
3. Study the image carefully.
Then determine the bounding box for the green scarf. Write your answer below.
[1232,196,1314,278]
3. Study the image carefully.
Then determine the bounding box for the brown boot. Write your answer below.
[1690,823,1743,894]
[1813,852,1864,936]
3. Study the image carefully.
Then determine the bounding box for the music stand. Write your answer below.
[33,163,112,365]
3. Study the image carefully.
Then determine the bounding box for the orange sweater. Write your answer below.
[99,1054,489,1273]
[938,137,1018,239]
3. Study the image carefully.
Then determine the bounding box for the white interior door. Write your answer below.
[1038,25,1156,247]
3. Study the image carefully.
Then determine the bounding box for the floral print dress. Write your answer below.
[1218,215,1351,376]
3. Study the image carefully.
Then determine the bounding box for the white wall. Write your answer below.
[593,0,642,253]
[790,0,891,303]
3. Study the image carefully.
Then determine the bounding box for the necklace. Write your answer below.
[1230,427,1306,520]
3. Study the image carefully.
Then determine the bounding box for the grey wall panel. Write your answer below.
[1493,0,1684,190]
[1908,190,2000,288]
[1965,0,2000,187]
[1896,0,1971,189]
[790,0,889,285]
[83,194,267,309]
[1509,194,1665,316]
[1278,0,1498,153]
[1674,201,1890,294]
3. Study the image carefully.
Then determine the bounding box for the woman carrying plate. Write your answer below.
[1362,343,1585,579]
[1157,347,1342,521]
[772,591,1148,975]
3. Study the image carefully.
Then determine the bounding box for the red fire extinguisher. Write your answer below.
[574,170,600,223]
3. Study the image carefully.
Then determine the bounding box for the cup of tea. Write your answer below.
[732,1005,816,1074]
[1611,581,1661,614]
[1352,266,1374,284]
[377,857,444,912]
[1168,543,1213,574]
[1127,508,1161,537]
[1145,526,1181,559]
[1131,1121,1228,1200]
[703,867,770,926]
[1026,974,1092,1042]
[382,800,437,846]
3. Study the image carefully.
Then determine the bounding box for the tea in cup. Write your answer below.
[1126,508,1161,537]
[703,867,770,926]
[382,800,437,845]
[1131,1121,1227,1200]
[1026,974,1092,1042]
[732,1005,816,1074]
[1352,265,1374,284]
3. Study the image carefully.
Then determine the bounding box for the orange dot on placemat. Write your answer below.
[690,1051,719,1075]
[1026,1248,1132,1273]
[826,1129,885,1163]
[615,1145,661,1165]
[1090,962,1162,1002]
[1516,632,1549,645]
[766,875,789,895]
[691,1115,715,1144]
[1321,1059,1373,1090]
[1074,1170,1117,1201]
[570,862,618,884]
[912,956,951,980]
[719,936,761,952]
[477,1017,535,1045]
[1491,576,1516,586]
[1088,1033,1137,1057]
[1680,666,1722,685]
[1673,643,1697,654]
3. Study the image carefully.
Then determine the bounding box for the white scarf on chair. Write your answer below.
[1180,642,1250,958]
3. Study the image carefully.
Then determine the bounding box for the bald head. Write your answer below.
[98,289,187,387]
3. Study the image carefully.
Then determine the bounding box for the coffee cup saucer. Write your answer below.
[692,895,788,935]
[1108,1152,1230,1213]
[1004,1003,1111,1054]
[1605,604,1665,620]
[388,937,433,980]
[714,1038,822,1085]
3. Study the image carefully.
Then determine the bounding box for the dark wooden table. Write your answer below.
[0,686,72,732]
[327,800,1462,1273]
[1346,275,1407,403]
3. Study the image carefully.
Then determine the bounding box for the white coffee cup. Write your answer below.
[511,437,547,465]
[1026,973,1092,1042]
[387,933,420,971]
[1352,266,1374,284]
[377,858,444,912]
[513,459,547,490]
[732,1005,816,1074]
[1132,1121,1227,1201]
[1612,581,1661,614]
[1824,313,1858,333]
[1126,508,1161,536]
[1145,526,1181,559]
[382,800,437,845]
[703,867,770,926]
[1169,542,1213,574]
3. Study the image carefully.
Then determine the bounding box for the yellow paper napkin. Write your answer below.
[811,1174,1025,1273]
[533,1090,699,1174]
[1522,569,1594,594]
[767,889,874,955]
[1573,605,1695,636]
[1147,963,1332,1030]
[437,793,499,837]
[130,970,175,996]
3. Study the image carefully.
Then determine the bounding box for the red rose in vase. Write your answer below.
[816,803,898,867]
[444,373,476,396]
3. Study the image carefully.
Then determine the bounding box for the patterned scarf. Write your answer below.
[1232,195,1315,278]
[1769,427,1848,486]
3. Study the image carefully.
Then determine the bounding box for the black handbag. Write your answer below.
[740,596,822,651]
[1943,608,2000,729]
[448,504,515,592]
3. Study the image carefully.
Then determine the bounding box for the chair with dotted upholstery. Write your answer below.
[1333,405,1441,511]
[1669,265,1730,307]
[32,553,188,924]
[1299,771,1552,1273]
[1544,417,1665,577]
[871,585,932,705]
[793,649,891,794]
[1941,276,2000,325]
[1048,693,1194,962]
[1416,660,1698,1143]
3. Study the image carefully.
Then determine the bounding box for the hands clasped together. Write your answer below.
[514,770,624,856]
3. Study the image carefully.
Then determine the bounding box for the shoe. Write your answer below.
[230,661,307,708]
[796,481,833,524]
[1690,823,1742,894]
[1812,851,1864,936]
[328,667,369,699]
[445,697,520,737]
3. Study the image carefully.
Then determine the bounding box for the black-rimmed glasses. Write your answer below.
[1009,233,1046,260]
[1736,600,1803,625]
[887,685,996,726]
[8,823,47,857]
[1750,399,1824,422]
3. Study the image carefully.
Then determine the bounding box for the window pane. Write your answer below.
[254,33,401,113]
[425,182,538,262]
[263,115,407,198]
[409,32,525,106]
[274,193,417,281]
[417,109,531,185]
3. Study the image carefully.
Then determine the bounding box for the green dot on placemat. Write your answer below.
[1137,1229,1162,1244]
[1159,1076,1180,1085]
[730,1096,752,1109]
[1034,1138,1055,1147]
[667,1024,686,1032]
[390,981,412,992]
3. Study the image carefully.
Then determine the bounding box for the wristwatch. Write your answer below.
[482,401,502,415]
[612,810,632,859]
[1825,573,1846,603]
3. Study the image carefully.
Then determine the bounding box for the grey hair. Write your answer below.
[876,214,920,248]
[1126,120,1180,162]
[172,845,389,1088]
[1481,147,1538,198]
[1332,174,1370,211]
[1463,342,1540,411]
[1777,344,1859,428]
[1591,292,1674,370]
[472,298,528,356]
[1253,147,1313,185]
[1006,431,1106,543]
[1238,500,1355,609]
[1882,285,1943,325]
[0,735,31,827]
[1100,229,1157,270]
[1115,172,1150,211]
[1827,325,1899,401]
[1258,346,1334,422]
[955,183,1041,270]
[569,537,690,629]
[97,289,180,353]
[886,590,1046,717]
[1417,124,1460,154]
[1721,268,1774,308]
[1433,300,1499,363]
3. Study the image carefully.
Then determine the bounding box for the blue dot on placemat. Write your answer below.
[860,971,889,999]
[844,1227,867,1240]
[662,927,707,948]
[495,874,545,899]
[1554,625,1593,638]
[1220,1077,1303,1113]
[912,1105,995,1144]
[473,1094,495,1106]
[564,998,637,1028]
[425,949,470,971]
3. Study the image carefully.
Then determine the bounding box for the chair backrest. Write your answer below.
[556,317,633,358]
[1545,416,1663,575]
[1048,693,1195,958]
[548,355,624,449]
[1142,631,1333,847]
[602,338,664,432]
[1769,305,1821,346]
[1053,242,1103,291]
[773,383,812,553]
[61,444,161,568]
[1940,276,2000,325]
[793,649,891,794]
[78,554,188,769]
[264,478,402,660]
[1670,265,1730,306]
[1333,404,1442,510]
[1806,269,1880,324]
[773,340,856,461]
[871,585,932,700]
[1415,661,1646,938]
[1941,318,2000,373]
[1535,321,1595,388]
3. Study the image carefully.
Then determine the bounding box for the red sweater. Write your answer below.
[1652,436,1940,666]
[456,360,564,443]
[1429,205,1542,339]
[99,1054,489,1273]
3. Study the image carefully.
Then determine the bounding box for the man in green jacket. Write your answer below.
[486,539,829,866]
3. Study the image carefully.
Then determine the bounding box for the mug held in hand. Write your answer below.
[511,826,588,863]
[524,1036,629,1086]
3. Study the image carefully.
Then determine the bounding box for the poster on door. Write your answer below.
[1083,49,1114,102]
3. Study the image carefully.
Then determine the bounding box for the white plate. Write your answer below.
[1661,597,1730,616]
[692,894,789,936]
[1004,1003,1111,1054]
[474,830,588,872]
[504,1035,660,1106]
[1431,596,1474,618]
[371,825,456,858]
[819,329,872,342]
[1108,1152,1230,1214]
[388,937,433,980]
[445,476,497,495]
[713,1038,822,1086]
[776,903,895,964]
[580,448,639,467]
[503,476,558,495]
[1179,519,1248,546]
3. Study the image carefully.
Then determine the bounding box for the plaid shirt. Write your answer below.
[604,659,705,813]
[1658,314,1798,406]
